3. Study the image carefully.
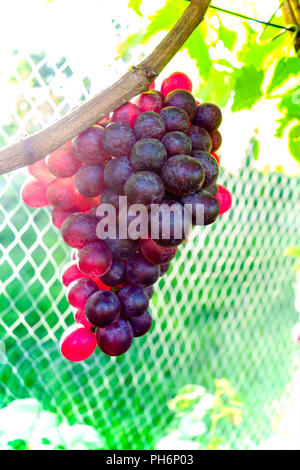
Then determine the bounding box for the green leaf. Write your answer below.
[275,116,291,138]
[288,124,300,163]
[185,28,212,82]
[249,137,260,160]
[128,0,143,17]
[267,57,300,95]
[232,66,264,111]
[217,21,237,51]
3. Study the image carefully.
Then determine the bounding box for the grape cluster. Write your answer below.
[21,71,232,362]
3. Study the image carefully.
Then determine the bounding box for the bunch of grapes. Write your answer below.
[21,72,232,362]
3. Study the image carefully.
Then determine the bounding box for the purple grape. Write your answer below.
[96,318,133,356]
[164,89,197,119]
[124,171,165,206]
[160,263,170,276]
[100,188,120,211]
[85,290,120,328]
[129,311,152,337]
[160,106,190,133]
[130,138,167,173]
[100,258,126,286]
[211,130,222,151]
[104,235,138,260]
[161,154,204,196]
[191,150,219,187]
[134,112,166,140]
[126,254,160,287]
[161,131,192,156]
[72,126,109,165]
[149,200,192,247]
[188,125,212,152]
[181,189,220,225]
[61,213,99,248]
[144,286,154,299]
[118,285,149,318]
[75,164,105,197]
[102,122,136,156]
[205,182,218,196]
[193,103,222,133]
[104,156,134,195]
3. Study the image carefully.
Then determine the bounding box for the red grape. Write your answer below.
[62,262,85,287]
[46,146,81,178]
[61,213,99,248]
[211,152,220,165]
[67,278,98,309]
[28,158,55,183]
[139,236,177,265]
[78,241,113,277]
[46,177,77,210]
[52,207,77,229]
[161,72,193,97]
[21,179,49,208]
[75,193,100,212]
[60,325,96,362]
[112,102,140,128]
[136,91,163,113]
[215,185,232,215]
[74,309,93,329]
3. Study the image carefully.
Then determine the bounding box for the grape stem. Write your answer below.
[0,0,211,175]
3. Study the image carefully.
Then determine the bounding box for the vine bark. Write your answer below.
[0,0,211,175]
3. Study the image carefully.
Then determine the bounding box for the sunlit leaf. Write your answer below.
[232,66,264,111]
[288,124,300,162]
[267,57,300,95]
[128,0,143,17]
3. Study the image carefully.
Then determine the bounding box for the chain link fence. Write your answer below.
[0,48,299,450]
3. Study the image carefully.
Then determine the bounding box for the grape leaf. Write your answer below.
[128,0,143,17]
[288,124,300,163]
[231,66,264,112]
[267,57,300,95]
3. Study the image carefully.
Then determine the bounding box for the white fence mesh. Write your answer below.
[0,49,300,450]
